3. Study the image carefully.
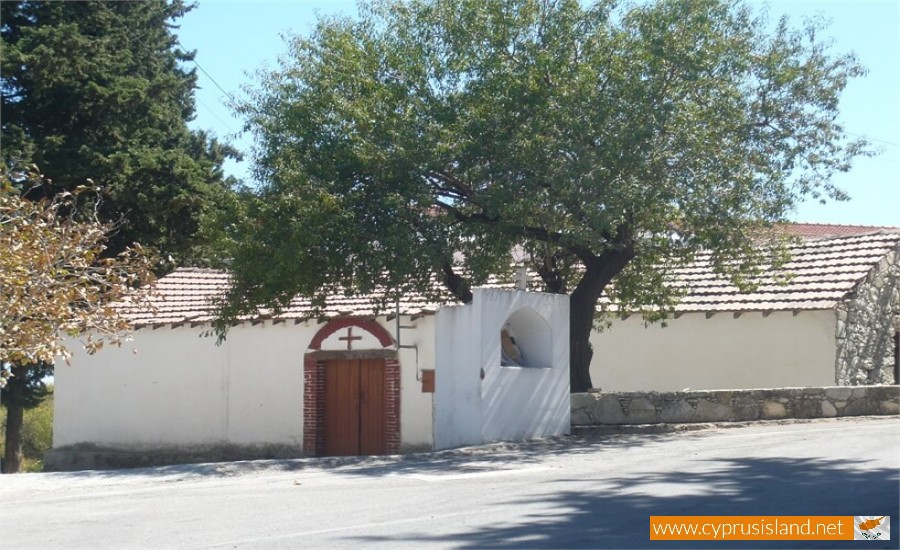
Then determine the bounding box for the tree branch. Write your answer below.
[440,260,473,304]
[533,249,568,293]
[429,170,474,198]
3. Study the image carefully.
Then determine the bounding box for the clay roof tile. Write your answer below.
[121,230,900,325]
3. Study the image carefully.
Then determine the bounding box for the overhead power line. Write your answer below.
[846,131,900,148]
[196,97,239,136]
[177,40,254,151]
[178,40,236,102]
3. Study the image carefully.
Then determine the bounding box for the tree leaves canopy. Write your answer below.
[223,0,867,313]
[216,0,870,389]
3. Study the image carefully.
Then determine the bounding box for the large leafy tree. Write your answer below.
[1,0,238,265]
[218,0,869,391]
[1,168,155,473]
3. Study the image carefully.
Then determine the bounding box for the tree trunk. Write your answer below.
[2,398,25,474]
[569,261,608,393]
[440,261,473,304]
[1,363,33,474]
[569,291,597,392]
[568,240,636,393]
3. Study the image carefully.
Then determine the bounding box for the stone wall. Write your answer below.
[571,386,899,426]
[835,242,900,385]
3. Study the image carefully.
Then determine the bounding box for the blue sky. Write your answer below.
[177,0,899,226]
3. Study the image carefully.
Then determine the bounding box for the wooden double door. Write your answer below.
[324,358,386,456]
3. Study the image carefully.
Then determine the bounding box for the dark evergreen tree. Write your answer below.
[1,362,52,473]
[1,1,238,472]
[1,0,239,265]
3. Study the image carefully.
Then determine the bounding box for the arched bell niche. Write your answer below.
[500,307,553,368]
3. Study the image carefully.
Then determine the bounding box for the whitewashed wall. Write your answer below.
[434,304,481,449]
[435,289,570,449]
[54,315,437,452]
[590,310,838,392]
[54,322,311,449]
[380,316,435,451]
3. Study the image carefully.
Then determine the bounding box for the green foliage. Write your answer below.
[0,387,53,473]
[1,0,239,266]
[0,363,51,408]
[217,0,871,390]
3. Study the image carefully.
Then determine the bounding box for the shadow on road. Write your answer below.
[321,431,677,478]
[348,455,899,549]
[52,431,669,480]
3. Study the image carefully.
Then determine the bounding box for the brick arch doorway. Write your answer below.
[303,318,400,457]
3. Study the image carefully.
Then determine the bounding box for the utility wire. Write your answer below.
[179,40,236,103]
[847,131,900,148]
[178,40,253,150]
[196,96,240,137]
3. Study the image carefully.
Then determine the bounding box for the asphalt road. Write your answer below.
[1,417,898,549]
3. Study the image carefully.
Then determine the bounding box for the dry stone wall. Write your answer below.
[835,243,900,385]
[571,386,899,426]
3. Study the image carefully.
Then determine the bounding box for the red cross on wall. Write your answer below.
[338,326,363,350]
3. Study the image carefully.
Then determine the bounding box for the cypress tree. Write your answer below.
[2,0,238,265]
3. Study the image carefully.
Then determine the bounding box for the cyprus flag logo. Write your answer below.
[854,516,889,541]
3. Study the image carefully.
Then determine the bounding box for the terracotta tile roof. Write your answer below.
[122,232,900,325]
[778,223,899,239]
[654,232,900,313]
[119,268,453,326]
